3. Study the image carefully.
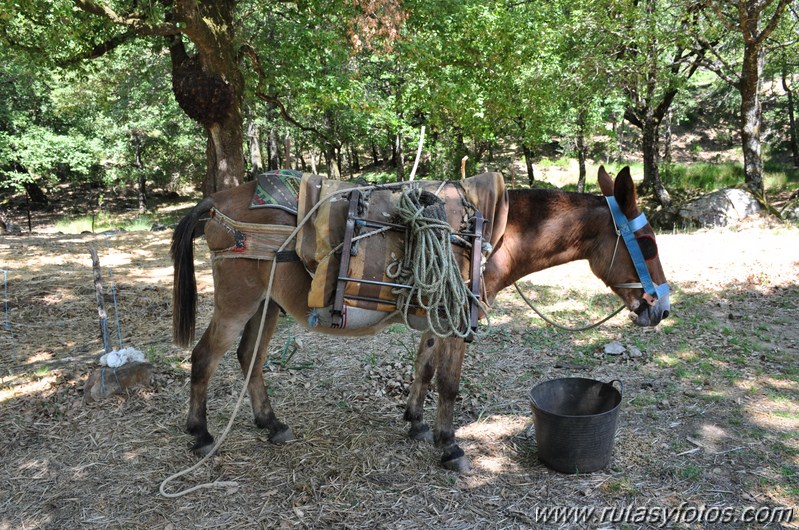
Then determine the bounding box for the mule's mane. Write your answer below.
[507,186,605,210]
[505,187,608,232]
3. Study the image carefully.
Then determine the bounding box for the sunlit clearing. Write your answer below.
[658,317,676,331]
[486,312,515,326]
[458,415,527,441]
[740,378,799,435]
[26,352,53,365]
[128,266,174,285]
[0,373,58,403]
[475,455,511,473]
[457,415,529,476]
[655,353,681,367]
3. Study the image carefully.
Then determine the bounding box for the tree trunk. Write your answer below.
[336,147,344,179]
[267,129,279,170]
[309,149,318,174]
[247,119,263,176]
[740,43,765,197]
[325,148,341,179]
[349,144,361,173]
[346,147,354,178]
[382,129,393,164]
[133,132,146,212]
[782,64,799,167]
[23,181,48,204]
[284,135,292,169]
[394,132,405,181]
[296,143,307,172]
[167,1,245,196]
[576,110,587,192]
[522,144,535,186]
[640,114,658,193]
[662,110,672,165]
[371,142,380,165]
[639,114,671,205]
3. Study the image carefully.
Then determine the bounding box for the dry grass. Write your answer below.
[1,215,798,529]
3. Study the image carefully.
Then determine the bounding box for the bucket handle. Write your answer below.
[608,379,623,397]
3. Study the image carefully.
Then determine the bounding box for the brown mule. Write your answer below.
[171,166,670,472]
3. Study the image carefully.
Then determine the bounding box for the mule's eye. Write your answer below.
[636,235,658,261]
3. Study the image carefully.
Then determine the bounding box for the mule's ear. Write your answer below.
[614,166,639,216]
[597,166,614,196]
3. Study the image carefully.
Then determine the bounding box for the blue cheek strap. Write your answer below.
[605,196,670,300]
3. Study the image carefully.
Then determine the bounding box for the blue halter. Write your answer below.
[605,196,670,300]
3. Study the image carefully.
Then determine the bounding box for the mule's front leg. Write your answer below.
[236,300,295,444]
[404,332,439,443]
[434,337,470,472]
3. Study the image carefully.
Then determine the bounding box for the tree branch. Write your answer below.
[623,107,643,130]
[240,44,335,145]
[737,0,756,43]
[73,0,181,36]
[708,0,740,33]
[755,0,793,45]
[693,34,742,87]
[62,30,138,64]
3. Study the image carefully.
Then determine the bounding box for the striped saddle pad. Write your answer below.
[249,169,303,213]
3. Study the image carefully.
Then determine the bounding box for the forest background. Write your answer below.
[1,0,798,226]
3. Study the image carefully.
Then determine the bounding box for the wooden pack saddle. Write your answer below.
[295,173,508,333]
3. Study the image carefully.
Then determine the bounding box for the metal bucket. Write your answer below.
[528,377,623,474]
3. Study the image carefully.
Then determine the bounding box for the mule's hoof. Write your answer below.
[441,446,470,472]
[408,425,434,443]
[442,455,471,473]
[192,442,218,458]
[269,428,296,445]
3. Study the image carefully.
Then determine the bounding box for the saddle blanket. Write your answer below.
[249,169,303,213]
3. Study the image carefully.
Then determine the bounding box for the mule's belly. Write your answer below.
[304,305,431,336]
[294,307,403,337]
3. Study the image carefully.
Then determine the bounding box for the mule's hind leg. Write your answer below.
[186,314,250,456]
[186,278,264,456]
[236,300,295,444]
[404,332,439,443]
[434,337,470,472]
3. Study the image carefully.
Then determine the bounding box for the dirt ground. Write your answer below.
[0,202,798,529]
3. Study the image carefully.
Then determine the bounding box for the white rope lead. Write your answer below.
[159,256,280,498]
[408,126,425,182]
[513,282,625,332]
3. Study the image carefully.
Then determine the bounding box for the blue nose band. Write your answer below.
[605,196,669,300]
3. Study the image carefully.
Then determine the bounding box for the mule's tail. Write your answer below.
[171,198,214,347]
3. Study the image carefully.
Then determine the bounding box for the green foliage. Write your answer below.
[0,0,797,201]
[763,159,799,190]
[0,38,205,197]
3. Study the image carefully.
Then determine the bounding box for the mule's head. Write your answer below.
[590,166,670,327]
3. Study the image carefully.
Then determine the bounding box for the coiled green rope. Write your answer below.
[387,188,487,338]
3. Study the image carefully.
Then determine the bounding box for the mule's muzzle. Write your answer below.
[630,291,670,327]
